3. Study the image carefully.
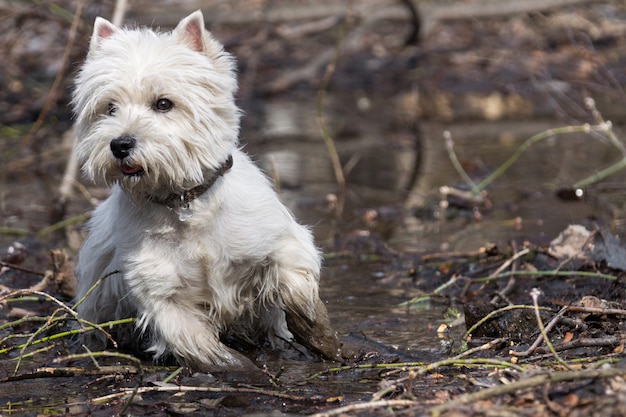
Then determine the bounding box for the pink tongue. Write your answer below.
[121,164,142,175]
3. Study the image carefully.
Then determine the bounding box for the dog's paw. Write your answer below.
[285,297,341,361]
[180,343,259,374]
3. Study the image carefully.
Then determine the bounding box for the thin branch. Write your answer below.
[472,269,617,283]
[316,4,351,218]
[427,366,626,416]
[510,306,567,357]
[444,130,480,195]
[309,399,417,417]
[21,0,83,146]
[116,384,328,403]
[531,288,571,370]
[475,124,606,193]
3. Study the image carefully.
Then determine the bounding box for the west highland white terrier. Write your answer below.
[72,10,340,371]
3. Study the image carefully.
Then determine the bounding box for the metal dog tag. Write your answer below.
[177,197,193,221]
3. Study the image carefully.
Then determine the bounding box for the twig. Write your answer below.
[306,361,424,382]
[444,131,480,195]
[56,350,143,414]
[487,246,529,302]
[371,382,402,401]
[0,290,76,319]
[58,0,129,207]
[276,15,343,39]
[490,250,519,304]
[439,185,487,206]
[421,245,495,262]
[262,364,283,387]
[565,306,626,316]
[115,384,327,403]
[535,336,624,353]
[0,365,142,382]
[162,366,184,384]
[427,366,626,416]
[572,120,626,189]
[36,213,90,237]
[0,227,29,237]
[0,318,134,356]
[310,399,417,417]
[400,275,463,307]
[316,3,351,218]
[374,339,513,396]
[414,357,524,376]
[21,0,83,146]
[307,357,522,383]
[0,262,46,277]
[453,337,508,360]
[111,0,128,27]
[512,304,626,357]
[585,98,626,155]
[0,315,50,331]
[472,269,617,283]
[72,270,120,310]
[0,289,79,373]
[531,288,571,370]
[447,122,616,196]
[510,306,567,357]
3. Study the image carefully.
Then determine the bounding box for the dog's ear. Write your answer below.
[173,10,207,53]
[89,17,118,54]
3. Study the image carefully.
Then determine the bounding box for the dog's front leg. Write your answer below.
[137,299,257,372]
[274,262,341,361]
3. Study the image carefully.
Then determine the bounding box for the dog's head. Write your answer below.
[72,11,240,198]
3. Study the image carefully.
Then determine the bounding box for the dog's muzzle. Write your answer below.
[110,136,144,176]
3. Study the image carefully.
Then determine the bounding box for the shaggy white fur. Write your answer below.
[72,10,339,371]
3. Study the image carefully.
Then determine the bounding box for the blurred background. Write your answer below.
[3,0,626,260]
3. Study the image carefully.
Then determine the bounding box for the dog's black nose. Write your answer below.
[110,136,136,159]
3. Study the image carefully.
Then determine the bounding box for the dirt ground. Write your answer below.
[3,0,626,416]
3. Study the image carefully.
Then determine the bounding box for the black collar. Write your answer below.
[150,154,233,208]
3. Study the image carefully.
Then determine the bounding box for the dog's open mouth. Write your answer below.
[120,163,144,176]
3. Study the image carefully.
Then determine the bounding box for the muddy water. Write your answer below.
[2,93,626,413]
[245,102,626,360]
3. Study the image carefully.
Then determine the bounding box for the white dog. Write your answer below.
[72,10,339,371]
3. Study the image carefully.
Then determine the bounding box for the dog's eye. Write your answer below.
[154,98,173,113]
[107,103,117,116]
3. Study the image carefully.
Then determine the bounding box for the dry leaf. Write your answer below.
[562,332,574,344]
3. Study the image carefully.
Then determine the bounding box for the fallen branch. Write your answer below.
[473,269,617,283]
[113,383,328,404]
[427,366,626,416]
[0,365,142,382]
[57,350,143,414]
[310,399,417,417]
[535,336,624,354]
[307,357,523,383]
